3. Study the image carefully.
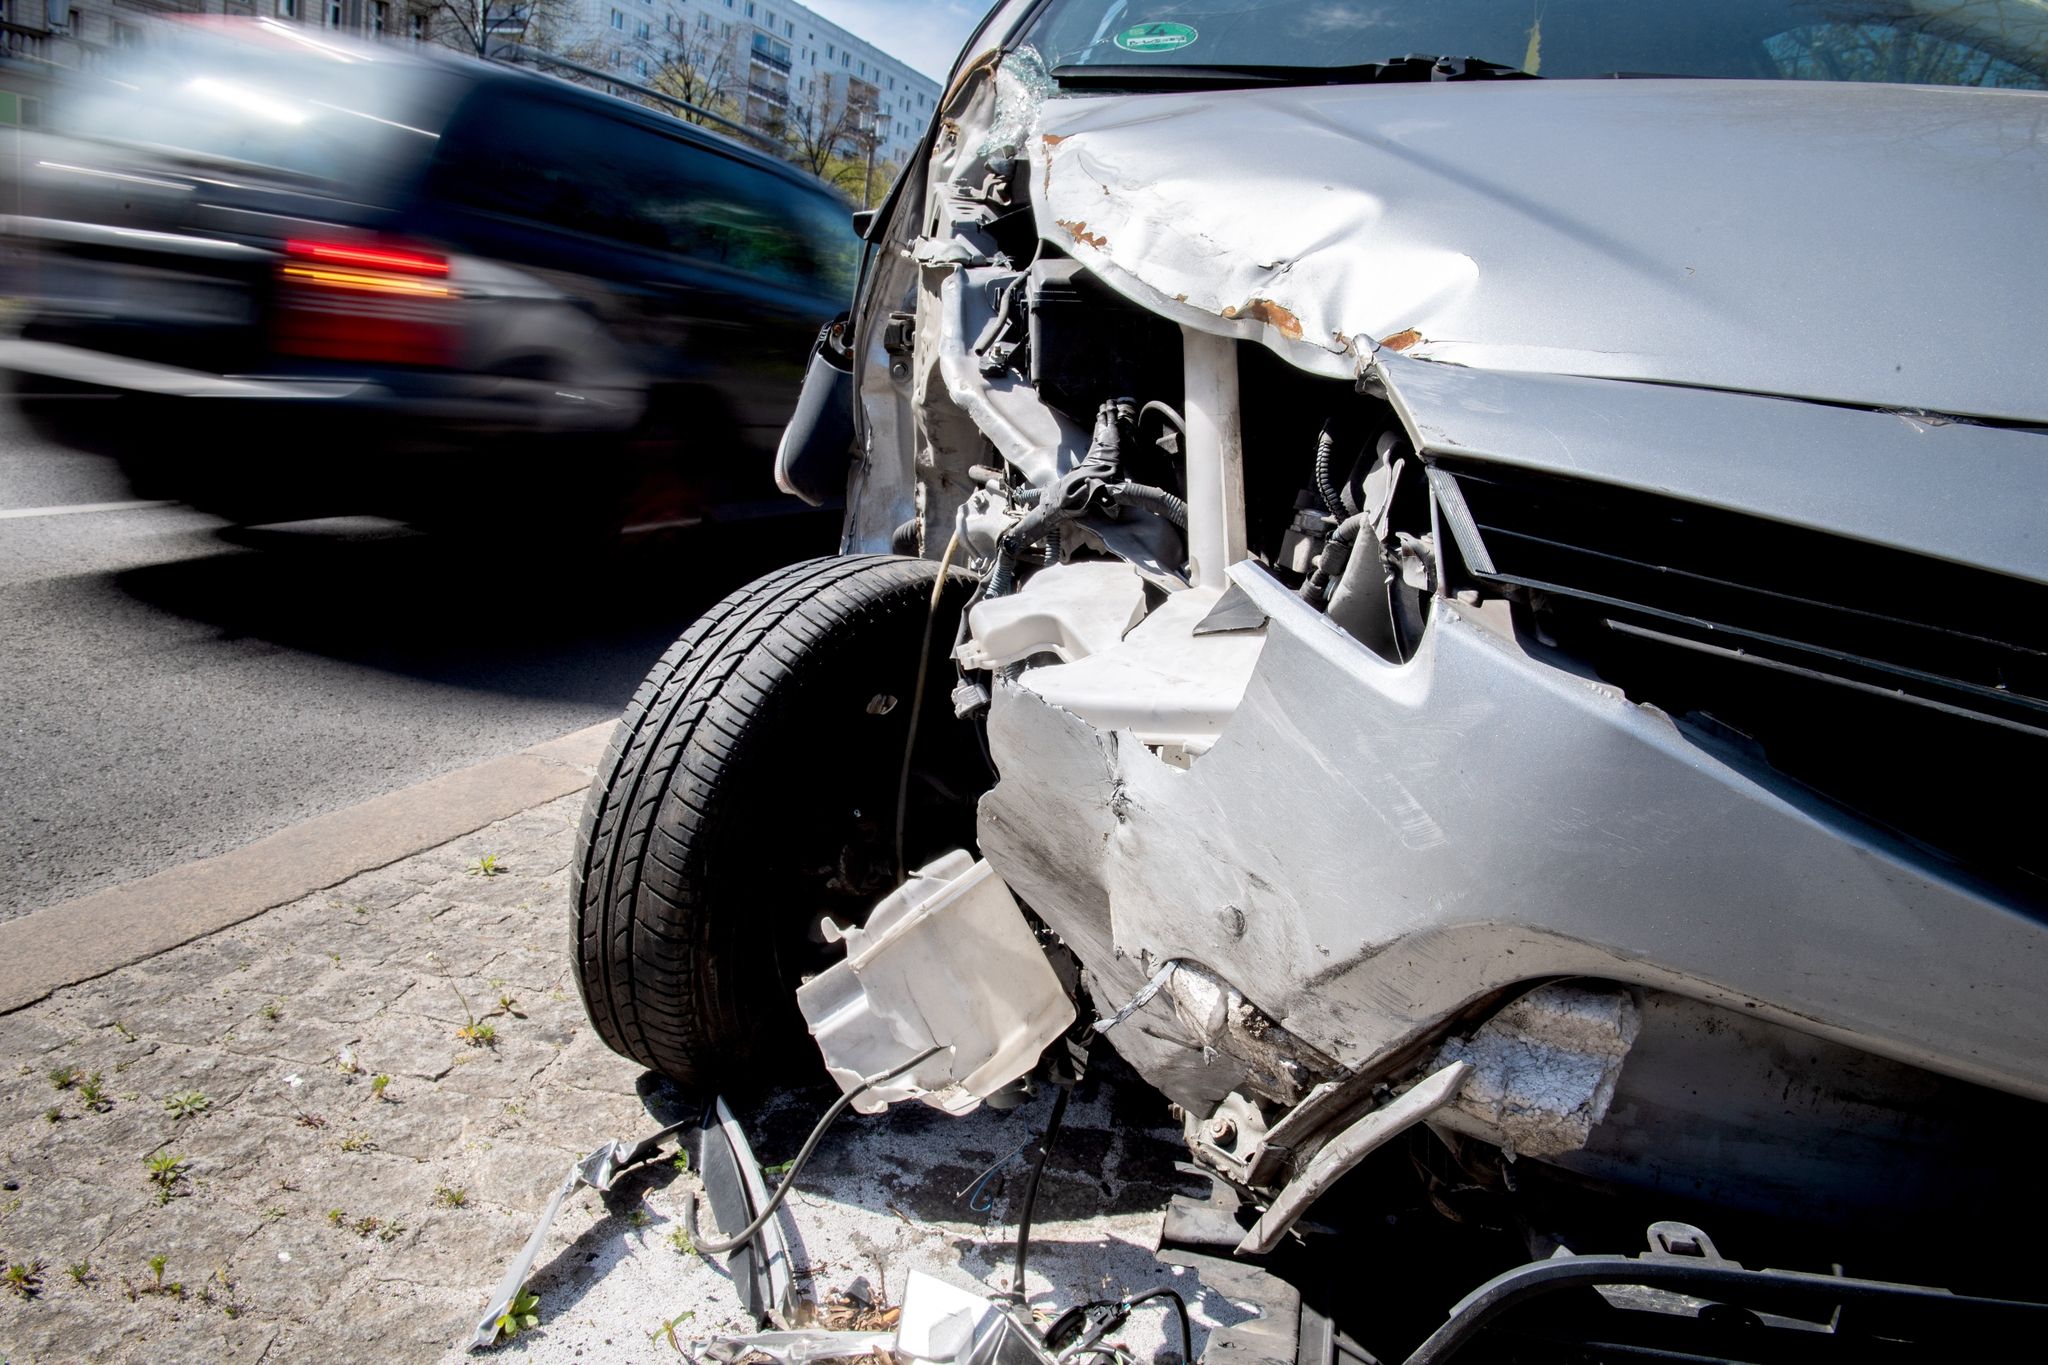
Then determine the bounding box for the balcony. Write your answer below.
[746,81,789,108]
[2,20,51,63]
[750,41,791,72]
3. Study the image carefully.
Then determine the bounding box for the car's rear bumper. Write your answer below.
[0,338,640,433]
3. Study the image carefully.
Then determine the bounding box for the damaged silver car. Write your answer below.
[574,2,2048,1357]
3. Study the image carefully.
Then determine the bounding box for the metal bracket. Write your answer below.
[1236,1060,1471,1256]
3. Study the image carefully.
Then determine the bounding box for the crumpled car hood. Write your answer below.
[1032,78,2048,424]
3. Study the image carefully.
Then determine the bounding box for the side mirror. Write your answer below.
[851,208,878,239]
[774,318,857,508]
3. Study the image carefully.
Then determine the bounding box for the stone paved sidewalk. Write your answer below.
[0,791,1219,1363]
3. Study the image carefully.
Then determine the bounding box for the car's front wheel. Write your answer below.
[571,554,984,1090]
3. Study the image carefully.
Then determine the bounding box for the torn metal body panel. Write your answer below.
[1032,79,2048,424]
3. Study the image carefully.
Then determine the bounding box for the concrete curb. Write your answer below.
[0,720,615,1014]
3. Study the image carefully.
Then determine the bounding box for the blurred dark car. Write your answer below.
[0,18,856,534]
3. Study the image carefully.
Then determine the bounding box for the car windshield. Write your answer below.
[1019,0,2048,88]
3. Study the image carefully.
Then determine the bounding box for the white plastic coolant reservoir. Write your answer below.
[796,851,1075,1115]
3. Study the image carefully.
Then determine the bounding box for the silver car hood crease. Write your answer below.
[1031,78,2048,424]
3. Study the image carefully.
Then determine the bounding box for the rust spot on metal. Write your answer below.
[1220,298,1304,341]
[1057,220,1110,250]
[1379,328,1425,352]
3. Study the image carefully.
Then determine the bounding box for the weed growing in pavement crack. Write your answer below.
[369,1074,392,1102]
[671,1151,690,1175]
[135,1253,183,1300]
[628,1208,652,1230]
[201,1265,243,1318]
[326,1208,345,1227]
[337,1131,374,1154]
[106,1020,137,1042]
[493,1288,541,1341]
[46,1065,80,1091]
[295,1111,327,1129]
[666,1226,698,1258]
[43,1106,64,1124]
[350,1215,381,1238]
[259,1000,282,1023]
[163,1090,210,1119]
[145,1151,189,1203]
[468,853,503,878]
[452,985,500,1048]
[433,1185,468,1209]
[66,1259,94,1286]
[78,1073,110,1112]
[652,1309,696,1351]
[3,1258,45,1298]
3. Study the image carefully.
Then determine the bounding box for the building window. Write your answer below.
[276,0,297,18]
[611,9,622,28]
[410,10,424,40]
[371,0,386,34]
[325,0,342,28]
[635,20,648,39]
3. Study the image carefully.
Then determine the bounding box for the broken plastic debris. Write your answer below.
[797,853,1074,1116]
[700,1329,899,1364]
[699,1273,1054,1365]
[464,1117,693,1351]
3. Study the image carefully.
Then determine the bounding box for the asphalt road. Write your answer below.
[0,407,833,919]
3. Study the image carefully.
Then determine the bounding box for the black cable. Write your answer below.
[1057,1289,1196,1365]
[1007,1082,1072,1304]
[681,1044,945,1255]
[895,527,963,882]
[1126,1288,1195,1365]
[1314,422,1345,518]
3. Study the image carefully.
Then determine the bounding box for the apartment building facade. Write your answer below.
[566,0,939,168]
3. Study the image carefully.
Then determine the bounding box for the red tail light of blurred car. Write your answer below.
[272,237,458,367]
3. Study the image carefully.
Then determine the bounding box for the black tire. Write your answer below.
[572,554,986,1090]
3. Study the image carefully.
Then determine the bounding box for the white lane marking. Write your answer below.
[0,499,178,521]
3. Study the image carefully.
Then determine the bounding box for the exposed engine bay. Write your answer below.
[765,39,2048,1363]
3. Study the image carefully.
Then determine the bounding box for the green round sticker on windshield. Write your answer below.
[1114,21,1199,54]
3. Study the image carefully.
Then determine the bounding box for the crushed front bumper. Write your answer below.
[978,562,2048,1112]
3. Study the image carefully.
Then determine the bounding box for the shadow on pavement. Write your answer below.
[107,513,840,704]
